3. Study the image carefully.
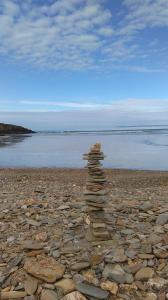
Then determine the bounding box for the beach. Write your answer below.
[0,168,168,299]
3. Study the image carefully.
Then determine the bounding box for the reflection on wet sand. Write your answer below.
[0,134,32,148]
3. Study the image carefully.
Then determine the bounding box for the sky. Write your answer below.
[0,0,168,130]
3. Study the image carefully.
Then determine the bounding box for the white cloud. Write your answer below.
[0,0,168,71]
[1,98,168,112]
[1,98,168,130]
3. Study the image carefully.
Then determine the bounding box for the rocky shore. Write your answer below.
[0,167,168,299]
[0,123,34,134]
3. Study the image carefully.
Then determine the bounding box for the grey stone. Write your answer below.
[52,250,60,259]
[156,213,168,225]
[140,201,153,211]
[71,262,90,271]
[105,248,127,263]
[41,289,59,300]
[103,264,126,284]
[76,282,109,299]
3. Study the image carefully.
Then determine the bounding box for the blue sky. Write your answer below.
[0,0,168,130]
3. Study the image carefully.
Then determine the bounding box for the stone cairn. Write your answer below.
[83,143,110,241]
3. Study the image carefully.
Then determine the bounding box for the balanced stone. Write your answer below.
[83,143,110,241]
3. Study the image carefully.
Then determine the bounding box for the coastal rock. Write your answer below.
[153,248,168,258]
[100,280,118,295]
[0,291,27,299]
[24,274,38,295]
[156,213,168,225]
[135,267,154,281]
[23,240,44,250]
[0,122,34,134]
[104,248,127,263]
[145,293,157,300]
[147,277,168,290]
[41,289,58,300]
[140,201,153,211]
[55,279,75,294]
[148,233,162,245]
[76,282,109,299]
[62,291,87,300]
[71,262,90,271]
[103,264,126,283]
[24,256,65,283]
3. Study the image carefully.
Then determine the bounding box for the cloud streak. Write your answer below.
[1,98,168,112]
[0,0,167,71]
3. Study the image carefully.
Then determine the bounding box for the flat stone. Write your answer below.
[138,254,154,259]
[148,233,162,245]
[23,240,44,250]
[55,279,75,294]
[140,202,153,211]
[52,250,60,259]
[24,256,65,283]
[103,264,126,284]
[1,291,27,299]
[153,248,168,258]
[58,205,70,210]
[120,229,134,235]
[84,188,109,196]
[105,248,127,263]
[125,249,137,259]
[125,273,134,284]
[135,267,154,281]
[24,274,38,295]
[156,213,168,225]
[145,293,157,300]
[62,291,87,300]
[26,219,41,226]
[76,282,109,299]
[147,277,168,290]
[100,281,118,295]
[90,254,103,266]
[71,262,90,271]
[41,289,58,300]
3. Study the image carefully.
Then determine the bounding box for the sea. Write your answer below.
[0,127,168,170]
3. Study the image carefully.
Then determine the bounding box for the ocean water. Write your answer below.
[0,128,168,170]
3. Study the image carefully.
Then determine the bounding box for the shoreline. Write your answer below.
[1,167,168,172]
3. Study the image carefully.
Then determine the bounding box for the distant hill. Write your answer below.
[0,123,35,134]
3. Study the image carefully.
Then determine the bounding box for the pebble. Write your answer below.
[140,202,153,211]
[1,291,27,299]
[71,262,90,271]
[76,282,109,299]
[55,279,75,294]
[24,274,38,295]
[52,250,61,259]
[62,291,87,300]
[156,213,168,225]
[105,248,127,263]
[41,289,58,300]
[135,267,154,281]
[103,264,126,284]
[145,293,157,300]
[147,277,168,290]
[23,240,44,250]
[100,280,118,295]
[24,256,65,283]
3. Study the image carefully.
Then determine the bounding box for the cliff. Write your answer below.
[0,123,35,134]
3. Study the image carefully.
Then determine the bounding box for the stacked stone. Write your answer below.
[83,143,110,241]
